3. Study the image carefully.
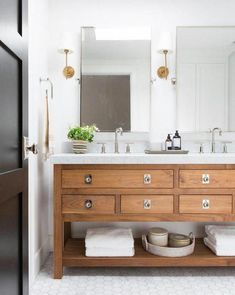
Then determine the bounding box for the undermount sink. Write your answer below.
[145,150,189,154]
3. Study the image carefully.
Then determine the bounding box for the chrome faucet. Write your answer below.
[211,127,222,153]
[114,127,123,153]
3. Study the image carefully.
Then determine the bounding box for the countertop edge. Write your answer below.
[50,153,235,165]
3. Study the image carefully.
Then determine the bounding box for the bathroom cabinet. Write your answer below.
[54,164,235,279]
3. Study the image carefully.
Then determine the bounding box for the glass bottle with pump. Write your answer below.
[173,130,181,150]
[165,134,173,150]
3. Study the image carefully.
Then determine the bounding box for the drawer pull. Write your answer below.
[84,200,93,209]
[143,199,151,209]
[202,174,210,184]
[84,174,92,184]
[202,199,210,209]
[144,174,151,184]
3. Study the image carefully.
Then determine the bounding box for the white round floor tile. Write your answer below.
[30,255,235,295]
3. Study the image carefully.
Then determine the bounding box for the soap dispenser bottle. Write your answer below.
[165,134,173,150]
[173,130,181,150]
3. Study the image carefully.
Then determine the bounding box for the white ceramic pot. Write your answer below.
[72,140,88,154]
[147,227,168,247]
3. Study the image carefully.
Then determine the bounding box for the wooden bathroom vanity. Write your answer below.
[52,154,235,279]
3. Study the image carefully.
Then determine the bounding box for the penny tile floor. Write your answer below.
[31,255,235,295]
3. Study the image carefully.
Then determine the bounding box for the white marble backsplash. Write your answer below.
[59,131,235,154]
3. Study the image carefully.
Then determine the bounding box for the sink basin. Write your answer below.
[145,150,189,155]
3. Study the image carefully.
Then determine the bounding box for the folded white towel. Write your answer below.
[204,237,235,256]
[85,247,135,257]
[85,227,134,249]
[205,225,235,246]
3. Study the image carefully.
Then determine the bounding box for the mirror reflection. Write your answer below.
[80,27,151,132]
[177,27,235,132]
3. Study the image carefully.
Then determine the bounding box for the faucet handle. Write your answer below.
[97,142,106,153]
[221,141,232,153]
[194,141,209,154]
[125,143,134,153]
[199,143,204,154]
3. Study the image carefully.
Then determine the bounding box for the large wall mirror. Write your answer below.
[80,27,151,132]
[177,26,235,132]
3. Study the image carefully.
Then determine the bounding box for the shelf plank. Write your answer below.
[63,238,235,267]
[63,213,235,222]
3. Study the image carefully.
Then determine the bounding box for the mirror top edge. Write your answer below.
[81,26,152,34]
[176,25,235,30]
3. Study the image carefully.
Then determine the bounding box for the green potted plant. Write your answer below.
[67,125,99,154]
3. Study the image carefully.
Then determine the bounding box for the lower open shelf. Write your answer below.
[63,238,235,267]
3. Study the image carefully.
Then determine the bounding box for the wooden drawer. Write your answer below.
[62,195,115,214]
[62,169,174,189]
[121,195,174,214]
[179,195,232,214]
[179,170,235,188]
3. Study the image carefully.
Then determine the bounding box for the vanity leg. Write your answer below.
[64,222,71,246]
[54,165,63,279]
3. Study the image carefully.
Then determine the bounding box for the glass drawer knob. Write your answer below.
[84,174,92,184]
[144,199,151,209]
[202,174,210,184]
[202,199,210,209]
[144,174,151,184]
[85,200,93,209]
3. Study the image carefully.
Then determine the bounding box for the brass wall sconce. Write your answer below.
[157,49,169,79]
[157,32,173,80]
[58,32,75,79]
[58,48,75,79]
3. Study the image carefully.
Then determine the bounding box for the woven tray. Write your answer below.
[142,233,195,257]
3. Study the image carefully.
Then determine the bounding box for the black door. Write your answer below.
[0,0,28,295]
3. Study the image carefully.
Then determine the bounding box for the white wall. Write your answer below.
[44,0,235,246]
[48,0,235,146]
[28,0,50,287]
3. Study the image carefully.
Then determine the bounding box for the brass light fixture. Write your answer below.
[157,50,169,79]
[58,32,75,79]
[62,49,75,79]
[157,32,173,80]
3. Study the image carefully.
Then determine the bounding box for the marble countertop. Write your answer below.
[50,153,235,164]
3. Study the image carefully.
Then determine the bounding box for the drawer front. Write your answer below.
[62,195,115,214]
[62,169,174,189]
[121,195,174,214]
[179,195,232,214]
[179,170,235,188]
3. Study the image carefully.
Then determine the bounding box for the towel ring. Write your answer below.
[40,77,53,99]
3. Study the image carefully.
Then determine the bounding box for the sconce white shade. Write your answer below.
[58,32,75,54]
[157,32,173,53]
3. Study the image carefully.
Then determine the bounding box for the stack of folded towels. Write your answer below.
[204,225,235,256]
[85,227,135,257]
